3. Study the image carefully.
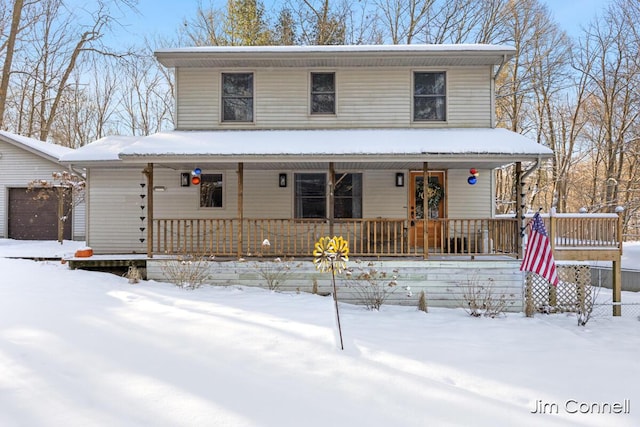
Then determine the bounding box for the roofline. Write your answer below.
[154,44,516,68]
[0,132,62,164]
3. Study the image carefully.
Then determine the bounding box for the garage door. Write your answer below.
[8,188,72,240]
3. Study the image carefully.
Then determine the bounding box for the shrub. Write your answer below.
[252,257,299,291]
[160,253,212,290]
[418,290,428,313]
[344,261,399,310]
[460,274,514,318]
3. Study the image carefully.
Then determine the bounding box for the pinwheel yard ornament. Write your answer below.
[313,236,349,350]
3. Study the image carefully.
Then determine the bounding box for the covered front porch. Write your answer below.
[148,212,624,263]
[61,129,624,314]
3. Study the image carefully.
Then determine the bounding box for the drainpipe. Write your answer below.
[493,54,508,80]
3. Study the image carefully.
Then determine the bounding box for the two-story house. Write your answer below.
[64,44,620,311]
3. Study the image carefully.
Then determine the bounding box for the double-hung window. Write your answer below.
[413,72,446,121]
[200,174,223,208]
[294,173,362,219]
[294,173,326,218]
[222,73,253,122]
[310,72,335,114]
[334,173,362,218]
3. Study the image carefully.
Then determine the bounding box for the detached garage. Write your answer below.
[0,131,84,241]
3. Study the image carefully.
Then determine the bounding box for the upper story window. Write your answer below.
[200,173,223,207]
[222,73,253,122]
[294,172,362,219]
[413,72,446,121]
[310,72,335,114]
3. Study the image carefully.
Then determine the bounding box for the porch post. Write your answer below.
[613,209,623,316]
[237,162,244,258]
[144,163,154,258]
[329,162,335,237]
[515,162,523,259]
[423,162,428,260]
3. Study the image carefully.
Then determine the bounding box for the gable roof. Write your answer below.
[155,44,516,68]
[0,130,73,163]
[60,128,552,170]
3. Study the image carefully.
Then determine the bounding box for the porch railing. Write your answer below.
[545,213,622,250]
[153,217,521,258]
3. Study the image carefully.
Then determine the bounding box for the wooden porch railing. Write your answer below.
[153,217,523,258]
[538,213,623,262]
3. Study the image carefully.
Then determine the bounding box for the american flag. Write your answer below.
[520,212,559,286]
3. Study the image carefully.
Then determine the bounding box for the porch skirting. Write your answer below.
[147,259,525,312]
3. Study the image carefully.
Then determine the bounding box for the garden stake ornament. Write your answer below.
[313,236,349,350]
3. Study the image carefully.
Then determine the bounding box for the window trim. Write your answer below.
[412,71,447,122]
[310,71,336,115]
[221,72,254,123]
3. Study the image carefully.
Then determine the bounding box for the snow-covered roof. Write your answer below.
[155,44,516,68]
[61,135,142,162]
[0,130,74,161]
[155,44,515,55]
[61,128,553,168]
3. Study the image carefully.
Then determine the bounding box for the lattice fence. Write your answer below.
[525,265,592,316]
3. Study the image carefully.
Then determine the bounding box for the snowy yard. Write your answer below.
[0,239,639,427]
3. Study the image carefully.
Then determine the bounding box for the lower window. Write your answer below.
[200,174,223,207]
[294,173,362,218]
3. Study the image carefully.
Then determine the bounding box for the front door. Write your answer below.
[409,171,445,250]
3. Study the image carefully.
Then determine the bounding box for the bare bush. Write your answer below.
[577,283,602,326]
[160,254,212,290]
[252,257,300,291]
[460,275,515,318]
[344,261,399,310]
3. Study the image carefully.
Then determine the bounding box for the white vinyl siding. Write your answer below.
[243,170,292,218]
[175,66,492,130]
[446,169,493,219]
[85,168,148,253]
[362,171,407,218]
[0,140,84,240]
[176,68,219,129]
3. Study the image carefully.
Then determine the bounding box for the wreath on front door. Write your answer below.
[426,181,444,209]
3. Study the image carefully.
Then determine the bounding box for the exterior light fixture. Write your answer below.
[279,173,287,188]
[395,172,404,187]
[180,172,190,187]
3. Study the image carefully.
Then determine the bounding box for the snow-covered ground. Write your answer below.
[1,239,639,427]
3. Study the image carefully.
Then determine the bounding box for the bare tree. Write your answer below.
[576,0,640,213]
[0,0,25,128]
[292,0,347,45]
[116,49,174,136]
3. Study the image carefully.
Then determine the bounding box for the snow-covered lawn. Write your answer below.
[1,240,638,427]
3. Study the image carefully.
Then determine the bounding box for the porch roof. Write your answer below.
[61,128,552,170]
